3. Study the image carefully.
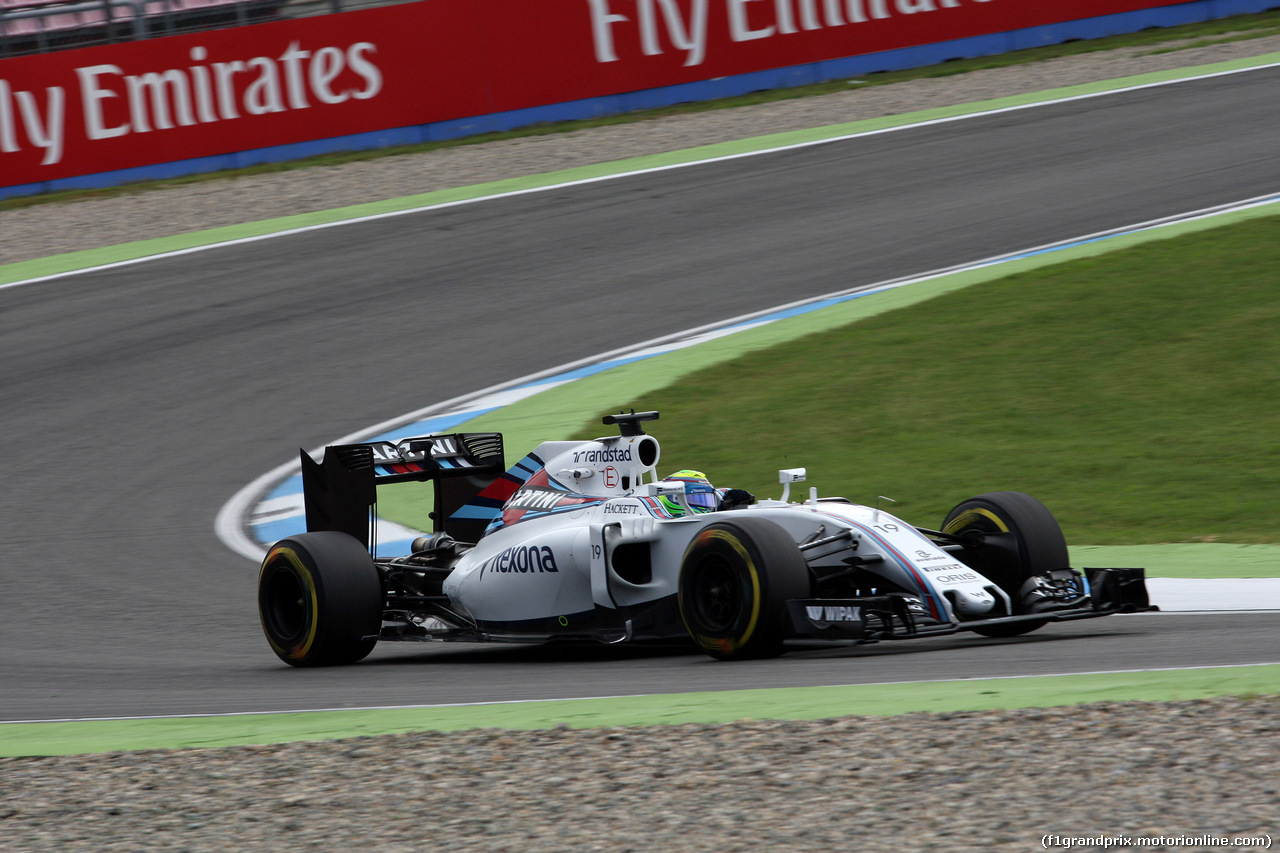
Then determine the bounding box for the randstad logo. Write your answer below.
[572,446,632,463]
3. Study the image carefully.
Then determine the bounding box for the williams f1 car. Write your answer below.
[258,411,1153,665]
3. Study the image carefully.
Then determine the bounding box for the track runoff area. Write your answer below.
[5,53,1280,756]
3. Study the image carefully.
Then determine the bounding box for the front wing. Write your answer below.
[787,567,1155,642]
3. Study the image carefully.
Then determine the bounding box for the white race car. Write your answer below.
[257,411,1153,665]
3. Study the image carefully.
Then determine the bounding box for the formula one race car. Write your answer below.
[257,411,1153,666]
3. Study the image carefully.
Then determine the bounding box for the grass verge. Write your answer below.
[2,662,1275,756]
[375,211,1280,552]
[561,214,1280,546]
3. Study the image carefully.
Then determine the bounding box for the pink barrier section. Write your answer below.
[0,0,247,38]
[0,0,1258,189]
[1,0,95,37]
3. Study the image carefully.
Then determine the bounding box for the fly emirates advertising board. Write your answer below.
[1,0,1192,186]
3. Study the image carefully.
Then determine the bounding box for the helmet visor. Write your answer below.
[686,484,718,511]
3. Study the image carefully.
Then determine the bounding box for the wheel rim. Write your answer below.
[690,555,744,633]
[264,566,308,643]
[943,506,1022,595]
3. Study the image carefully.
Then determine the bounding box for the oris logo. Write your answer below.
[934,572,978,583]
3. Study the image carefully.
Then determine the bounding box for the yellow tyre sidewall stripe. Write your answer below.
[680,528,763,655]
[943,507,1009,535]
[259,545,321,661]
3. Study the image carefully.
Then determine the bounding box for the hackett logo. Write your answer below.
[0,39,382,167]
[586,0,995,67]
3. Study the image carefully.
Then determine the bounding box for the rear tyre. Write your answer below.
[258,531,383,667]
[677,518,811,660]
[941,491,1069,638]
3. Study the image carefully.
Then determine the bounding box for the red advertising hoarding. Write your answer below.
[0,0,1195,187]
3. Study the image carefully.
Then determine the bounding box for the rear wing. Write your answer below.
[300,432,505,549]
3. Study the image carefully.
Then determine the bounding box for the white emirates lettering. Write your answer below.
[2,40,381,167]
[0,80,65,165]
[587,0,991,66]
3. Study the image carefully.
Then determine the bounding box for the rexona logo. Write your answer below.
[1,40,381,166]
[479,545,560,577]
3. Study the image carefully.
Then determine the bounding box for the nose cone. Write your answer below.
[950,588,996,616]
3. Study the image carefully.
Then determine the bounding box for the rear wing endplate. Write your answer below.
[300,432,504,549]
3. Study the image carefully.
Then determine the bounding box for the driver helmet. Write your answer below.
[659,469,719,516]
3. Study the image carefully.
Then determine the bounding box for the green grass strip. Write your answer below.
[376,204,1280,550]
[1071,544,1280,578]
[4,50,1278,287]
[594,216,1280,545]
[413,199,1280,460]
[3,662,1275,757]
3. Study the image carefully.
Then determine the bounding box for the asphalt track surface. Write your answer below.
[3,67,1280,722]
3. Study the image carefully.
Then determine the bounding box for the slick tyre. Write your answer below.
[258,531,383,667]
[942,491,1069,638]
[678,518,811,661]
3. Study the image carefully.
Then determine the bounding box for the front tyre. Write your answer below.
[942,491,1069,638]
[258,532,383,667]
[677,518,810,661]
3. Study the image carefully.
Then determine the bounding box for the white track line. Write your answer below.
[4,62,1274,735]
[215,191,1280,562]
[5,660,1277,725]
[4,58,1279,295]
